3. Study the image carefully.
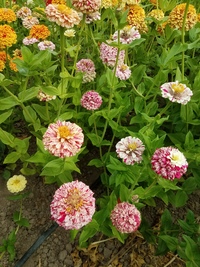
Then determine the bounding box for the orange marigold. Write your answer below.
[0,25,17,50]
[9,56,23,72]
[127,4,148,33]
[29,24,50,40]
[0,51,7,63]
[168,3,197,31]
[0,60,5,72]
[0,8,16,23]
[149,0,157,6]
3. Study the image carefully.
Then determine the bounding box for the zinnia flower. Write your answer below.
[148,9,164,21]
[0,24,17,50]
[16,6,32,19]
[50,180,96,230]
[9,56,23,72]
[23,37,39,45]
[100,42,125,67]
[160,81,193,105]
[64,29,76,37]
[85,11,101,24]
[151,147,188,180]
[168,4,197,31]
[45,4,81,28]
[115,64,131,80]
[22,16,39,29]
[7,175,27,193]
[37,90,56,101]
[0,60,5,72]
[72,0,101,14]
[111,202,141,233]
[112,25,141,44]
[38,40,55,51]
[43,120,84,158]
[101,0,118,9]
[81,91,102,110]
[120,0,141,9]
[0,51,7,63]
[76,59,96,83]
[116,136,145,165]
[0,8,16,23]
[127,4,148,33]
[29,24,51,40]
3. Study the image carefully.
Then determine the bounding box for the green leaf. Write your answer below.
[41,158,65,176]
[159,235,178,252]
[3,152,21,164]
[87,133,101,147]
[88,159,104,167]
[183,235,200,262]
[79,219,99,247]
[158,177,181,191]
[0,109,13,123]
[0,128,15,147]
[174,190,188,208]
[18,87,39,102]
[0,96,19,110]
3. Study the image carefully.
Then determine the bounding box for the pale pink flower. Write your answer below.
[151,147,188,180]
[111,202,141,233]
[16,7,32,19]
[76,59,96,83]
[37,90,56,101]
[43,120,84,158]
[45,4,81,28]
[116,136,145,165]
[100,42,125,67]
[23,37,39,45]
[115,64,131,80]
[81,90,102,110]
[50,180,95,230]
[160,81,193,105]
[38,40,55,51]
[112,26,141,44]
[72,0,101,14]
[85,11,101,23]
[22,16,39,29]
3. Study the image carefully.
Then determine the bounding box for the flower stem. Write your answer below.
[60,26,66,96]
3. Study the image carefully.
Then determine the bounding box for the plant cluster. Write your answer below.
[0,0,200,265]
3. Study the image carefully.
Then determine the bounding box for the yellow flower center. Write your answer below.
[171,83,185,93]
[13,179,20,185]
[58,125,71,139]
[171,154,179,161]
[128,142,137,151]
[65,188,83,213]
[57,4,72,15]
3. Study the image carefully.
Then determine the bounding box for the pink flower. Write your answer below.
[81,90,102,110]
[115,64,131,80]
[22,16,39,29]
[160,81,193,105]
[45,4,81,28]
[38,40,55,51]
[85,11,101,24]
[16,7,32,19]
[100,42,125,67]
[111,202,141,233]
[23,37,39,45]
[72,0,101,14]
[76,59,96,83]
[43,120,84,158]
[50,181,95,230]
[116,136,145,165]
[151,147,188,180]
[112,26,141,44]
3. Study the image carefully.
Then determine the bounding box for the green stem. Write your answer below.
[159,101,172,117]
[15,199,23,235]
[60,26,66,96]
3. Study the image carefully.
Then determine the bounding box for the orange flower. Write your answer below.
[29,24,51,40]
[168,3,197,31]
[127,5,148,33]
[52,0,66,3]
[0,24,17,50]
[9,55,23,72]
[0,60,5,72]
[0,8,16,23]
[0,51,7,63]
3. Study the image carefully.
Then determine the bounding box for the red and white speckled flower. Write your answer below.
[115,64,131,80]
[76,59,96,83]
[43,120,84,158]
[111,202,141,233]
[116,136,145,165]
[37,90,56,101]
[151,147,188,180]
[81,90,102,110]
[38,40,55,51]
[16,7,32,19]
[160,81,193,105]
[112,26,141,44]
[100,42,125,68]
[23,37,39,45]
[45,4,81,28]
[72,0,101,14]
[22,16,39,29]
[50,180,95,230]
[85,11,101,24]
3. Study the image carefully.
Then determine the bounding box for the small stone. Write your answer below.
[59,250,67,261]
[103,247,112,260]
[65,243,72,253]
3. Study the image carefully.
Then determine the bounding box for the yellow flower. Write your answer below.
[29,24,51,40]
[101,0,118,9]
[9,55,23,72]
[0,60,5,72]
[7,175,27,193]
[52,0,66,3]
[148,9,164,21]
[149,0,157,6]
[0,51,7,63]
[0,8,16,23]
[64,29,76,37]
[0,24,17,50]
[127,4,148,33]
[168,4,197,31]
[197,13,200,22]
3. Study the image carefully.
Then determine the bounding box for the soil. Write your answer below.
[0,151,199,267]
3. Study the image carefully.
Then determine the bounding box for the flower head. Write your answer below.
[16,6,32,19]
[43,120,84,158]
[151,147,188,180]
[148,9,164,21]
[0,60,5,72]
[0,25,17,50]
[50,180,95,230]
[81,91,102,110]
[38,40,55,51]
[64,29,76,37]
[0,8,16,23]
[101,0,118,9]
[116,136,145,165]
[29,24,51,40]
[100,42,125,67]
[160,81,193,105]
[7,175,27,193]
[111,202,141,233]
[0,51,7,63]
[112,25,141,44]
[85,11,101,24]
[115,64,131,80]
[127,4,148,33]
[22,16,39,29]
[37,90,56,101]
[168,4,197,31]
[72,0,101,14]
[45,4,81,28]
[76,59,96,83]
[120,0,141,9]
[23,36,39,45]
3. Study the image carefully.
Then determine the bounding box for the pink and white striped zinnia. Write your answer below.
[81,90,102,110]
[100,42,125,67]
[43,120,84,158]
[116,136,145,165]
[151,147,188,180]
[51,181,95,230]
[72,0,101,14]
[76,59,96,83]
[111,202,141,233]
